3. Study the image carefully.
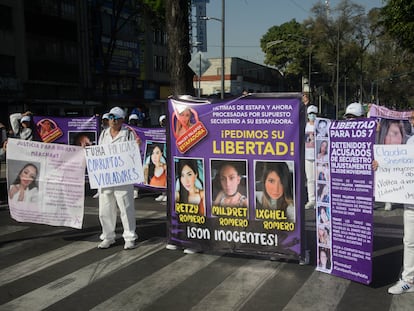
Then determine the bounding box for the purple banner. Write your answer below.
[315,117,376,284]
[125,125,167,191]
[32,116,100,146]
[167,94,305,259]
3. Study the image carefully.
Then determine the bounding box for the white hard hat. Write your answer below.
[307,105,318,114]
[129,114,139,121]
[108,106,125,119]
[344,102,364,118]
[20,116,31,123]
[159,115,166,123]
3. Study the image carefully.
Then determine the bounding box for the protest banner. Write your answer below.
[85,140,144,189]
[32,116,100,145]
[124,125,167,191]
[315,117,376,284]
[374,142,414,204]
[7,138,86,229]
[166,94,306,261]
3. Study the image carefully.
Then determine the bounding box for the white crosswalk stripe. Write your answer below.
[0,240,165,311]
[0,241,97,285]
[91,253,219,310]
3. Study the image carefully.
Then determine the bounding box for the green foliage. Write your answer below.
[380,0,414,53]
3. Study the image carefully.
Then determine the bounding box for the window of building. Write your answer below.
[0,5,13,31]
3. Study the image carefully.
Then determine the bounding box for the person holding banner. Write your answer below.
[9,112,33,141]
[8,162,39,203]
[96,106,138,250]
[305,105,318,209]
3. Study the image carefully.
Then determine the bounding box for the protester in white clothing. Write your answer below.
[9,112,33,140]
[305,105,317,209]
[96,106,138,250]
[388,112,414,294]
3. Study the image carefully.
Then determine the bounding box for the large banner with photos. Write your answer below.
[314,117,376,284]
[166,94,306,260]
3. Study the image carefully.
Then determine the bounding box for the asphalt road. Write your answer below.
[0,193,413,311]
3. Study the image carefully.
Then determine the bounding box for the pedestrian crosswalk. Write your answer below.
[1,220,414,310]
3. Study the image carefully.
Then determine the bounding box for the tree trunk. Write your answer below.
[165,0,195,96]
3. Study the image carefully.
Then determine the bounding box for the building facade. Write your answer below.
[196,57,284,97]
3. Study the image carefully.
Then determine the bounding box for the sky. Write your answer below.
[201,0,384,65]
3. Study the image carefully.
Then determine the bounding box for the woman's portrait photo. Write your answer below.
[317,163,329,181]
[143,142,167,187]
[211,160,248,208]
[255,161,295,222]
[377,119,408,145]
[317,183,330,203]
[318,224,330,246]
[8,161,40,204]
[174,107,195,139]
[318,247,332,270]
[175,158,205,215]
[316,140,329,162]
[318,205,330,225]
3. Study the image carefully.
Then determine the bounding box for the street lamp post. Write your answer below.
[201,0,225,99]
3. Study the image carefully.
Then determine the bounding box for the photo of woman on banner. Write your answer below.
[318,246,332,270]
[211,160,248,208]
[255,161,295,222]
[8,161,39,204]
[317,183,330,203]
[175,158,205,215]
[318,205,330,226]
[316,140,329,162]
[317,163,329,181]
[173,106,195,139]
[36,118,63,143]
[318,224,330,246]
[375,118,408,211]
[143,142,167,187]
[71,131,96,147]
[316,119,329,138]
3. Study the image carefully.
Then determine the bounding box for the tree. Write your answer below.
[381,0,414,54]
[165,0,195,96]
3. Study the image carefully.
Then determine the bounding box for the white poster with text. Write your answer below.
[7,138,86,229]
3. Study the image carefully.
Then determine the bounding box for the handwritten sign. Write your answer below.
[374,144,414,204]
[85,140,144,189]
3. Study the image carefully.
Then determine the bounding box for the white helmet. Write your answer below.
[307,105,318,114]
[344,102,364,118]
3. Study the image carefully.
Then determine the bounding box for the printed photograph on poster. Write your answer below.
[210,159,248,208]
[143,141,167,188]
[318,205,331,226]
[7,160,40,206]
[317,163,329,181]
[36,118,63,143]
[254,160,295,223]
[316,140,329,162]
[174,157,205,216]
[315,119,330,138]
[70,131,96,147]
[318,246,332,271]
[171,102,208,153]
[317,183,330,204]
[318,224,331,247]
[376,118,410,145]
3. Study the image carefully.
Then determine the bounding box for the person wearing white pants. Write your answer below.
[388,206,414,294]
[97,106,138,250]
[305,105,318,209]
